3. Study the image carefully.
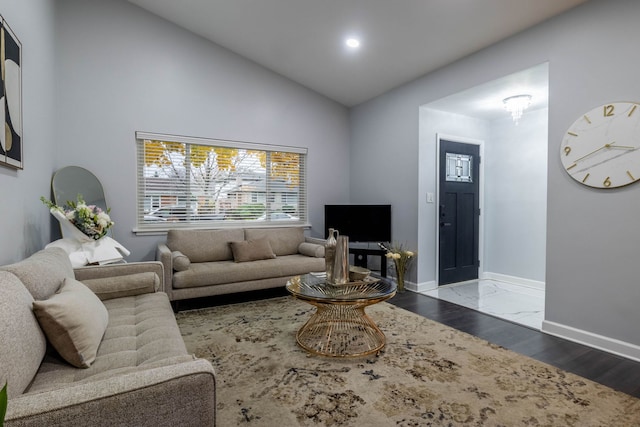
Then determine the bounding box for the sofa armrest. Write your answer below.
[74,261,165,292]
[6,359,216,427]
[81,271,160,300]
[305,236,325,246]
[156,243,174,293]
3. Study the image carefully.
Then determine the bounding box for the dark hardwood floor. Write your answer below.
[178,287,640,399]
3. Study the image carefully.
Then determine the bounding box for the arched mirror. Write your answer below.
[48,166,129,265]
[52,166,109,239]
[52,166,108,214]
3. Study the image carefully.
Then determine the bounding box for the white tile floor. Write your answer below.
[420,279,545,329]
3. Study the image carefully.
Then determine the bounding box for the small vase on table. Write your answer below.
[395,262,405,292]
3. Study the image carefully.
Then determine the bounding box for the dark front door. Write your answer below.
[438,140,480,285]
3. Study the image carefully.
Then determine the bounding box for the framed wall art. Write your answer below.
[1,15,22,169]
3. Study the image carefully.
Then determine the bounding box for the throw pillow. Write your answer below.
[33,277,109,368]
[229,238,277,263]
[298,242,325,258]
[172,251,191,271]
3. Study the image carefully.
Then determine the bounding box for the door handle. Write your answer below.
[440,222,451,227]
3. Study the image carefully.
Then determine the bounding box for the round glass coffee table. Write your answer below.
[286,273,397,358]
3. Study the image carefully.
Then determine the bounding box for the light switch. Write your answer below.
[427,192,434,203]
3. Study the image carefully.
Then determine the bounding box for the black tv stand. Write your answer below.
[349,246,387,278]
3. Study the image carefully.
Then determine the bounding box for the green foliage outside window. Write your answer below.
[230,203,265,220]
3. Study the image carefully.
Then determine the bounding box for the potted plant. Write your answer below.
[1,382,7,427]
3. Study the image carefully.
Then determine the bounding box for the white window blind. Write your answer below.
[135,132,307,231]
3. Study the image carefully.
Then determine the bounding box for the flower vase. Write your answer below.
[395,261,405,292]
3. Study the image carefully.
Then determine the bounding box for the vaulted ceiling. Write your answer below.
[127,0,587,107]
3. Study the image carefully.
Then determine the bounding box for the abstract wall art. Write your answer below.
[1,16,22,169]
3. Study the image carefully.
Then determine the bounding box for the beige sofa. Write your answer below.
[156,227,325,304]
[0,248,216,426]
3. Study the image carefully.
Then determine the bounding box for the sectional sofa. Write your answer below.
[0,248,216,426]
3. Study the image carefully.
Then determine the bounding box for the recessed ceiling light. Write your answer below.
[345,38,360,49]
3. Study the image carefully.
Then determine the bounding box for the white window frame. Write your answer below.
[134,131,308,234]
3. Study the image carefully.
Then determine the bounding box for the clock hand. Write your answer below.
[570,147,640,175]
[573,142,632,163]
[608,145,635,149]
[574,143,610,163]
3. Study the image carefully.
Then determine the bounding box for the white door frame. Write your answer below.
[435,133,485,285]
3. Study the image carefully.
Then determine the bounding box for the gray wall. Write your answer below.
[484,108,547,284]
[0,0,56,264]
[53,0,351,260]
[351,0,640,351]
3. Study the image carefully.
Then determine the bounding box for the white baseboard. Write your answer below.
[412,280,436,293]
[481,272,545,290]
[386,276,435,293]
[542,320,640,363]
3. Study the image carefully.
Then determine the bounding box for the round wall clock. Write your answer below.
[560,101,640,188]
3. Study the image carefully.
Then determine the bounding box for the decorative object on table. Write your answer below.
[0,16,23,170]
[40,195,129,267]
[560,101,640,189]
[324,228,338,283]
[332,234,350,285]
[348,265,370,281]
[379,242,415,292]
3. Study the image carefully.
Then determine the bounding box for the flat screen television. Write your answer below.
[324,204,391,243]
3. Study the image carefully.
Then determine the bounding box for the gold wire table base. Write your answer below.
[295,301,388,358]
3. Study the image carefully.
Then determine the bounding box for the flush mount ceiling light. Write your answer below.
[345,38,361,49]
[503,94,532,124]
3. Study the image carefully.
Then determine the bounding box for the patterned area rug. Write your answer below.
[176,297,640,426]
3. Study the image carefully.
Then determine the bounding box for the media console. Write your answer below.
[349,247,387,278]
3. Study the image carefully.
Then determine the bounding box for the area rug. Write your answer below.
[176,297,640,426]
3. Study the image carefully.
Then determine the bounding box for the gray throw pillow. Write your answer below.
[298,242,325,258]
[172,251,191,271]
[33,277,109,368]
[229,238,277,263]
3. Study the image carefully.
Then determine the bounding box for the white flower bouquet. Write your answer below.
[41,195,114,241]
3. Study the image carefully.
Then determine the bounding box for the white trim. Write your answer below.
[542,320,640,363]
[133,222,313,236]
[414,280,437,293]
[435,134,485,285]
[135,131,308,154]
[385,276,433,293]
[480,272,545,290]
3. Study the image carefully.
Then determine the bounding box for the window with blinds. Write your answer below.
[135,132,307,232]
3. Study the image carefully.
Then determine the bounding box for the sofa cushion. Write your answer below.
[167,229,244,262]
[0,247,74,300]
[33,278,109,368]
[172,251,191,271]
[244,227,305,256]
[230,238,277,263]
[27,292,191,393]
[81,272,160,301]
[0,271,47,398]
[172,254,325,289]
